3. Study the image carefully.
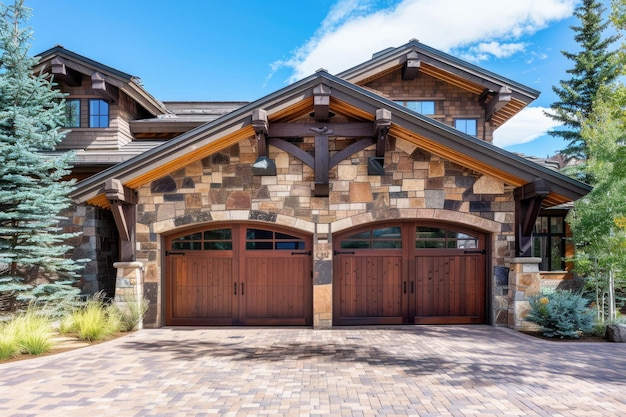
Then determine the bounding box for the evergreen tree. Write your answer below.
[0,0,81,297]
[548,0,620,162]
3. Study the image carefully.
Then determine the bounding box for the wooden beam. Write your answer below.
[514,178,551,256]
[105,179,137,261]
[91,72,118,103]
[50,57,82,86]
[267,122,374,138]
[375,108,392,157]
[267,138,315,168]
[329,137,376,169]
[313,84,331,121]
[314,135,330,196]
[252,109,269,157]
[402,51,420,80]
[483,86,512,122]
[105,179,137,204]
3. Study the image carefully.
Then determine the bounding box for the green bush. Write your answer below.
[0,320,21,359]
[527,290,595,338]
[71,296,120,342]
[0,308,54,357]
[112,296,149,332]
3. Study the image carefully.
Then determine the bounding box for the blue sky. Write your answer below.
[25,0,613,158]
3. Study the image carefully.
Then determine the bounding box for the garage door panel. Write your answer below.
[414,254,484,322]
[336,255,403,324]
[335,222,486,326]
[243,257,309,321]
[166,225,312,326]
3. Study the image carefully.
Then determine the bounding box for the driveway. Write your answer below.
[1,326,625,416]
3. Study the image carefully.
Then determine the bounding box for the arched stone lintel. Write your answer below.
[152,210,316,235]
[331,208,501,234]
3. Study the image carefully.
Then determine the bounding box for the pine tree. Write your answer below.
[548,0,620,161]
[0,0,81,298]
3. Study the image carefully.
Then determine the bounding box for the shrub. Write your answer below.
[112,295,149,332]
[71,296,120,341]
[527,290,595,338]
[0,320,20,359]
[0,308,54,357]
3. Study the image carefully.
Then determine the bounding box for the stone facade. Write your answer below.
[60,205,118,296]
[132,128,516,327]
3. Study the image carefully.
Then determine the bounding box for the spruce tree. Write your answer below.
[0,0,81,299]
[548,0,620,161]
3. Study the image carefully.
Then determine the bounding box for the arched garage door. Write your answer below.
[165,224,312,326]
[333,222,487,325]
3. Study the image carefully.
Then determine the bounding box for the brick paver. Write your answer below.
[0,326,624,416]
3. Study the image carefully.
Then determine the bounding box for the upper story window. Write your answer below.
[89,99,109,128]
[454,118,477,136]
[396,100,435,115]
[533,215,566,271]
[64,99,81,128]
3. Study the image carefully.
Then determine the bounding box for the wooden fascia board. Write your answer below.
[130,119,205,134]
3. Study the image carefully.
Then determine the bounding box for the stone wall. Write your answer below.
[60,205,118,296]
[134,128,516,327]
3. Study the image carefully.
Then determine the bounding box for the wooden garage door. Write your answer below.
[166,225,312,326]
[333,222,486,325]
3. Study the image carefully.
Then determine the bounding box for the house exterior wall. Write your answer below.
[57,75,137,151]
[130,132,515,327]
[364,70,494,142]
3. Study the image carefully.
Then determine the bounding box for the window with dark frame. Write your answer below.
[533,215,566,271]
[89,99,109,128]
[64,99,80,128]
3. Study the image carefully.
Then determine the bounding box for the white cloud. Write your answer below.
[271,0,576,82]
[493,107,562,148]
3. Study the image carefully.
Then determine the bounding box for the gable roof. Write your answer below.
[337,39,540,127]
[34,46,168,117]
[72,70,590,209]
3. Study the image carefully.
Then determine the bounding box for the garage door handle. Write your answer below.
[403,281,407,294]
[166,251,185,256]
[291,251,312,255]
[411,281,414,294]
[464,250,486,254]
[241,283,245,296]
[333,250,355,255]
[234,282,237,295]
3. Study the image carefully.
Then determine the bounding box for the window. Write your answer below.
[340,226,402,249]
[533,215,565,271]
[246,229,305,250]
[89,99,109,128]
[396,100,435,115]
[454,119,477,136]
[415,227,478,249]
[171,228,232,251]
[64,99,80,127]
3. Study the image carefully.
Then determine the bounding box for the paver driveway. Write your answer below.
[1,326,625,416]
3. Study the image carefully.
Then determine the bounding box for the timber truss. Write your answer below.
[251,84,391,196]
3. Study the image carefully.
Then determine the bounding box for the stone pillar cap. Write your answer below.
[505,257,542,264]
[113,261,145,269]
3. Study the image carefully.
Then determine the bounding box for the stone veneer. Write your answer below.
[60,205,118,296]
[132,130,517,327]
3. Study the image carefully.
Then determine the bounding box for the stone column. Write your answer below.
[506,257,542,331]
[113,261,145,330]
[313,222,332,329]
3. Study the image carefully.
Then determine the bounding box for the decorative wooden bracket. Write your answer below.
[313,84,331,121]
[50,57,82,86]
[375,108,392,157]
[514,178,550,256]
[480,86,511,122]
[251,109,276,175]
[91,72,118,103]
[402,51,420,80]
[105,179,137,262]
